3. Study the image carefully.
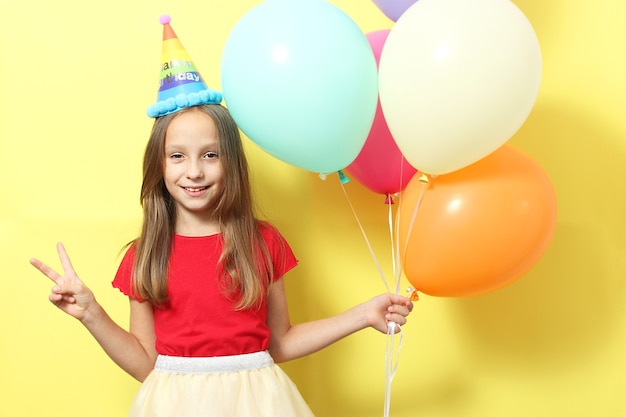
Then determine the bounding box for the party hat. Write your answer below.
[147,15,222,118]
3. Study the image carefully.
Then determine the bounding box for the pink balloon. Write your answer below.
[345,30,417,198]
[366,29,388,63]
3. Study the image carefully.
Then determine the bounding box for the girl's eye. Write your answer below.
[170,153,184,159]
[204,152,219,159]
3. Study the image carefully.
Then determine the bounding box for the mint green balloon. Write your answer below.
[221,0,378,173]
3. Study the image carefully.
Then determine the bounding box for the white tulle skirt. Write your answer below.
[128,351,315,417]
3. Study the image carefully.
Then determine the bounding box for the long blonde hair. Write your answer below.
[132,104,272,310]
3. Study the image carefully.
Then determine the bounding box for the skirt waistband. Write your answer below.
[154,351,274,374]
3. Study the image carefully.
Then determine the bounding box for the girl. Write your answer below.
[30,104,414,417]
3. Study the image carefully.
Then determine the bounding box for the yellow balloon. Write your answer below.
[379,0,542,175]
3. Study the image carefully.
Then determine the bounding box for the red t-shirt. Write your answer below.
[112,223,298,357]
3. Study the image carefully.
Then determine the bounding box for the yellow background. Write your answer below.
[2,0,625,416]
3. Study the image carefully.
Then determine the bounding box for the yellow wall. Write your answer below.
[2,0,625,416]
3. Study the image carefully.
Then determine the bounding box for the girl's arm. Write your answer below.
[30,243,157,382]
[266,277,413,363]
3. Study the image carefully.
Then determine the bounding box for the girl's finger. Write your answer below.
[30,258,61,283]
[56,243,76,275]
[49,292,63,302]
[386,313,407,326]
[387,304,411,317]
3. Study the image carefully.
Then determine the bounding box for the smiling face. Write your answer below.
[163,108,224,234]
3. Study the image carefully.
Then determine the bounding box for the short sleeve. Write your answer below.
[259,222,298,281]
[111,245,143,300]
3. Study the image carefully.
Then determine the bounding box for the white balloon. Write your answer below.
[379,0,542,175]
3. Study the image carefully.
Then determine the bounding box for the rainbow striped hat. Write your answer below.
[147,15,222,118]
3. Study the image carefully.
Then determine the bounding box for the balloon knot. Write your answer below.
[337,170,350,184]
[406,287,419,301]
[385,194,395,204]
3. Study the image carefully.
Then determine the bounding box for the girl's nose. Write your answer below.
[185,161,204,179]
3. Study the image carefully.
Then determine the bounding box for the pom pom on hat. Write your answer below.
[147,15,222,118]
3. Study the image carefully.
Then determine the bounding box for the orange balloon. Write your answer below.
[398,145,557,297]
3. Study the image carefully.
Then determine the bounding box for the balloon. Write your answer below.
[345,30,417,197]
[398,145,557,297]
[371,0,417,21]
[379,0,542,175]
[221,0,378,174]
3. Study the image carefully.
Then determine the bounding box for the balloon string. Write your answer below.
[387,200,398,291]
[384,176,429,416]
[338,178,390,293]
[392,152,406,296]
[384,323,404,417]
[392,195,403,296]
[336,174,404,417]
[400,178,428,267]
[389,195,403,297]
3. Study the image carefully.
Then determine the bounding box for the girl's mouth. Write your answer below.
[182,186,209,192]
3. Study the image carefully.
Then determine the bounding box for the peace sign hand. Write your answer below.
[30,243,97,322]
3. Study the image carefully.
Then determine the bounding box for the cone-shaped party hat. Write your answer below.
[147,15,222,118]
